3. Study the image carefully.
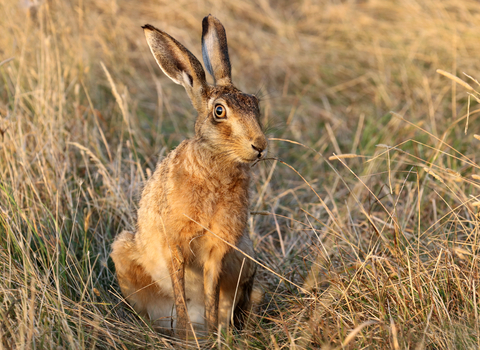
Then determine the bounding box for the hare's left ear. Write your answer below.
[201,15,232,86]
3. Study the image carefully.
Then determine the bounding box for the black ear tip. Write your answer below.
[142,24,155,31]
[202,16,210,35]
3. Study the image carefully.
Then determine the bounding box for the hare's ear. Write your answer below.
[201,15,232,86]
[143,24,207,110]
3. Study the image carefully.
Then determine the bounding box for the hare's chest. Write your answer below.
[168,167,248,226]
[172,173,247,217]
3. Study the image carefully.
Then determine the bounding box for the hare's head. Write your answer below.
[143,15,267,164]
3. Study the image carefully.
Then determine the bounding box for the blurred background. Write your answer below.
[1,0,480,348]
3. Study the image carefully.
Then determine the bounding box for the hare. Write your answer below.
[110,15,267,337]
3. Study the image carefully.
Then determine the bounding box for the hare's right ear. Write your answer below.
[143,24,207,110]
[201,15,232,86]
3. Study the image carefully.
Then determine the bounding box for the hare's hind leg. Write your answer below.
[231,273,255,328]
[111,231,174,332]
[218,234,257,329]
[219,259,256,329]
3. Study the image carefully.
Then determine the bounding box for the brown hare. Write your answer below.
[110,15,267,337]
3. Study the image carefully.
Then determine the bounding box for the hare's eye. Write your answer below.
[214,104,226,119]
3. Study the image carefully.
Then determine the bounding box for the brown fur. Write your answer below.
[111,15,267,338]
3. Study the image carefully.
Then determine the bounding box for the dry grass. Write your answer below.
[1,0,480,348]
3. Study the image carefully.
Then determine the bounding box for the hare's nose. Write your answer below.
[251,144,265,158]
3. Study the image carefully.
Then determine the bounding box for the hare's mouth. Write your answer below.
[241,155,265,164]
